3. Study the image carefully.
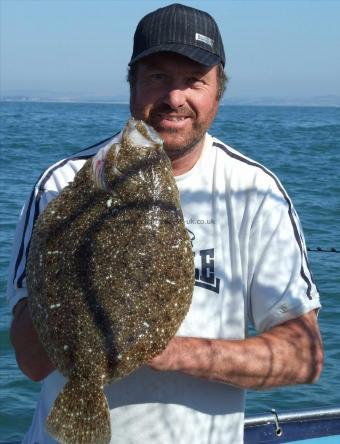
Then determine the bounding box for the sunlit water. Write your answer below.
[1,102,339,441]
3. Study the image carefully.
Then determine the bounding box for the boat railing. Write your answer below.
[244,407,340,443]
[1,407,340,444]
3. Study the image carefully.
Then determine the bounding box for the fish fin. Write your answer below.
[46,379,111,444]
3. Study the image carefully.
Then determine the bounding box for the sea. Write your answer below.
[0,102,339,442]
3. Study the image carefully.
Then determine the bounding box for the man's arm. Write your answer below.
[11,299,323,388]
[10,298,55,381]
[148,310,323,389]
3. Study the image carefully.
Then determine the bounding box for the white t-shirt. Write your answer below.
[7,132,320,444]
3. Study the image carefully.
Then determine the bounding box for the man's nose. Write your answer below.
[163,85,186,109]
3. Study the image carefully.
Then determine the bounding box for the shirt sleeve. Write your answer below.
[6,186,56,313]
[247,178,320,333]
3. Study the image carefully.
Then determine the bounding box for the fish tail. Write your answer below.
[46,378,111,444]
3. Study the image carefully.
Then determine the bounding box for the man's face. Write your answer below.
[130,52,219,159]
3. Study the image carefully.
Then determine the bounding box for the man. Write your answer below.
[8,4,323,444]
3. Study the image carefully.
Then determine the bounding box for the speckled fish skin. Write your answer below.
[26,118,195,444]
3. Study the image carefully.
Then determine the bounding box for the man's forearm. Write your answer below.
[148,311,324,389]
[10,299,55,381]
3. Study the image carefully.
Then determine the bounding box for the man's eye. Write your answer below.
[188,77,204,86]
[150,73,166,81]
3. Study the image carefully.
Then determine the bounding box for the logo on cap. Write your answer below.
[195,33,214,48]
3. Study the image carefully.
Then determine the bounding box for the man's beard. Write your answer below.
[144,105,210,160]
[157,127,206,161]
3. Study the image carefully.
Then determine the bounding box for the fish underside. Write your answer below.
[26,119,194,444]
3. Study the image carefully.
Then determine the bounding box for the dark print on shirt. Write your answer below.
[186,228,221,294]
[195,248,221,294]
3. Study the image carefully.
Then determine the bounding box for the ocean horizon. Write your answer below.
[2,93,340,107]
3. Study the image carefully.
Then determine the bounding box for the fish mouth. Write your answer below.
[129,118,163,147]
[91,118,164,191]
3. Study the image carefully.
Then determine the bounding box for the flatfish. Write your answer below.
[26,118,195,444]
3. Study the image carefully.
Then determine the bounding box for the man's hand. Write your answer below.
[10,298,55,381]
[148,310,323,389]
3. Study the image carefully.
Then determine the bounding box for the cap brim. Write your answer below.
[129,43,222,67]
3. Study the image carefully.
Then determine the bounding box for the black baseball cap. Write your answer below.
[129,3,225,68]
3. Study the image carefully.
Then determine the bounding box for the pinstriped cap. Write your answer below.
[129,3,225,67]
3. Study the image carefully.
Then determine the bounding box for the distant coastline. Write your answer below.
[0,96,130,105]
[1,94,340,107]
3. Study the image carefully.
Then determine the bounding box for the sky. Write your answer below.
[1,0,340,102]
